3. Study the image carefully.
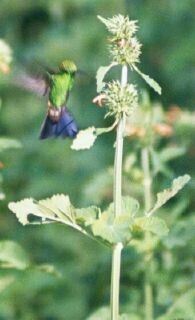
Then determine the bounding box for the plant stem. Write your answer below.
[141,147,153,320]
[110,64,128,320]
[142,147,152,213]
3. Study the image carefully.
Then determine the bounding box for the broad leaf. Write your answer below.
[106,196,139,217]
[132,64,162,95]
[157,288,195,320]
[86,306,110,320]
[9,194,105,245]
[9,194,139,246]
[91,198,138,245]
[163,216,195,249]
[75,206,100,226]
[96,62,117,92]
[38,194,75,223]
[147,175,190,216]
[0,276,15,293]
[9,195,76,226]
[0,241,30,270]
[71,127,97,150]
[121,196,139,217]
[133,217,169,237]
[8,198,41,225]
[120,314,141,320]
[86,306,138,320]
[92,211,129,244]
[0,241,60,277]
[131,235,159,253]
[0,138,22,152]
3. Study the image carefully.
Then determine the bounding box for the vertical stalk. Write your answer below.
[141,147,153,320]
[110,65,128,320]
[141,147,152,212]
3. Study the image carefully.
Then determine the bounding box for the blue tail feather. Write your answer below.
[39,108,78,140]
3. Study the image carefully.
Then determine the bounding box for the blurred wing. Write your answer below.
[14,72,50,96]
[13,73,49,96]
[12,60,58,96]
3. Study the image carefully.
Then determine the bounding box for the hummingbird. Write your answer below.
[16,59,79,139]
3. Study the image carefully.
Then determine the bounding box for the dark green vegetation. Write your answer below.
[0,1,194,319]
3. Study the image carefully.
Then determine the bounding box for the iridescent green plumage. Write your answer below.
[16,59,79,139]
[48,59,77,108]
[49,72,75,107]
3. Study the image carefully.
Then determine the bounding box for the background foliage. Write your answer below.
[0,1,194,319]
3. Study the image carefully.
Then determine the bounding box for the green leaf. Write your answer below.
[75,206,100,226]
[71,127,97,150]
[38,194,75,223]
[9,194,106,245]
[130,235,159,253]
[132,64,162,95]
[106,196,140,218]
[133,217,169,237]
[91,197,138,245]
[86,306,110,320]
[8,198,40,225]
[120,314,141,320]
[34,264,61,278]
[86,307,140,320]
[160,146,186,162]
[157,288,195,320]
[121,196,140,217]
[0,138,22,152]
[0,241,30,270]
[147,175,191,216]
[163,216,195,249]
[96,62,117,92]
[0,276,15,293]
[9,194,76,226]
[0,39,12,64]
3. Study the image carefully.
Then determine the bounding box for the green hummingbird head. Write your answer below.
[59,59,77,74]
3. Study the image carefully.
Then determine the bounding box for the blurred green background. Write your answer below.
[0,1,194,319]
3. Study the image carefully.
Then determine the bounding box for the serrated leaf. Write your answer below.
[39,194,75,223]
[0,241,30,270]
[132,64,162,95]
[8,198,41,225]
[92,209,133,245]
[0,138,22,152]
[147,175,191,216]
[96,62,117,92]
[71,127,97,150]
[121,196,140,217]
[75,206,100,226]
[8,195,105,244]
[9,194,76,225]
[107,196,139,217]
[92,197,139,245]
[133,217,169,237]
[157,288,195,320]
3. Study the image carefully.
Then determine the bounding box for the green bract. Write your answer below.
[98,15,141,65]
[104,80,138,119]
